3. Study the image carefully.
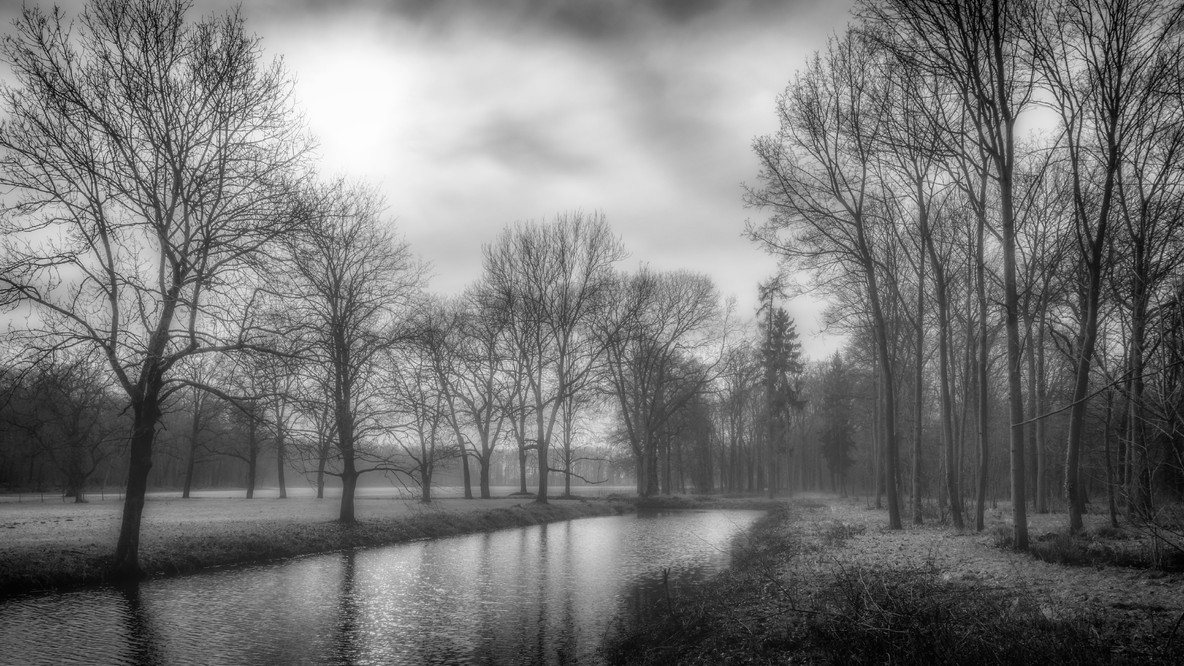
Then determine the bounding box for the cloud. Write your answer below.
[247,0,829,43]
[233,0,855,354]
[458,112,603,174]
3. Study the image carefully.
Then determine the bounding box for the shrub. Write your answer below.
[819,521,866,549]
[804,565,1118,665]
[990,525,1014,550]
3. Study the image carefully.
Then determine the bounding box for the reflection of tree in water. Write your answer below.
[553,520,578,664]
[118,583,164,666]
[472,532,498,664]
[333,551,360,664]
[620,564,717,637]
[532,522,549,664]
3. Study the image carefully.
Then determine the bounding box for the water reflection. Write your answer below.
[118,583,164,666]
[333,551,359,665]
[1,510,760,665]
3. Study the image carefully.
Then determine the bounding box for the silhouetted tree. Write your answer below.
[281,180,421,522]
[0,0,312,575]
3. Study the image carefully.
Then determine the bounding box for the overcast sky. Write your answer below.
[6,0,858,358]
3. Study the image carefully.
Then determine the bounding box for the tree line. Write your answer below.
[746,0,1184,547]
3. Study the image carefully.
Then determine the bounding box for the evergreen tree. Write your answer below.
[759,294,805,494]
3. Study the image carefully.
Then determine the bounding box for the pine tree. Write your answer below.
[759,295,805,495]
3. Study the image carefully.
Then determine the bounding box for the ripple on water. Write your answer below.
[0,510,762,665]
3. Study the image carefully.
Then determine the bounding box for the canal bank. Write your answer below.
[605,497,1184,665]
[0,496,634,597]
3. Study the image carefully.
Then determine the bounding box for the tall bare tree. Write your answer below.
[1028,0,1184,531]
[282,180,421,522]
[862,0,1038,547]
[0,0,311,575]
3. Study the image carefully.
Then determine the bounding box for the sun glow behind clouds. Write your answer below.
[280,30,420,176]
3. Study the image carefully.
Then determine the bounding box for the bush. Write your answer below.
[990,525,1014,550]
[819,521,865,549]
[804,565,1119,665]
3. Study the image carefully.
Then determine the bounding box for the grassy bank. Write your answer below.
[627,493,786,511]
[0,496,631,598]
[605,499,1183,665]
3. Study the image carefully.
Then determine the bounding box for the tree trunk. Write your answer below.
[975,207,990,531]
[1035,319,1048,514]
[113,395,161,579]
[534,404,550,504]
[183,391,203,500]
[645,436,660,497]
[1001,175,1029,550]
[868,277,902,529]
[461,451,473,500]
[1104,390,1119,529]
[1128,280,1152,519]
[183,441,197,500]
[246,453,257,499]
[276,427,287,500]
[316,445,327,500]
[912,246,925,525]
[338,410,358,522]
[926,228,963,529]
[479,448,492,499]
[664,437,673,496]
[66,454,85,503]
[340,470,357,523]
[245,413,258,500]
[517,436,529,495]
[421,456,433,504]
[872,362,883,510]
[1065,259,1106,532]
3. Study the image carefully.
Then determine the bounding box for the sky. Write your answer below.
[3,0,859,358]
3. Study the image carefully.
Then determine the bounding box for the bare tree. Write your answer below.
[281,180,421,522]
[482,211,624,503]
[0,0,311,575]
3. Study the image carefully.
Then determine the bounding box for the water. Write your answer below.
[0,510,761,665]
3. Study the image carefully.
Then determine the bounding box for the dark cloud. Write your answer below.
[254,0,811,42]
